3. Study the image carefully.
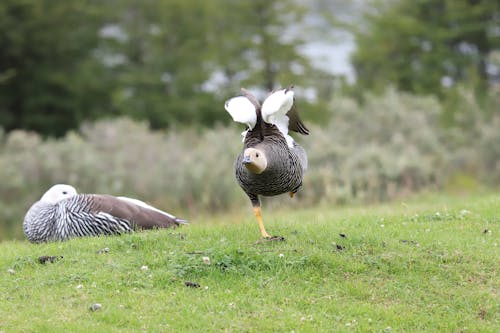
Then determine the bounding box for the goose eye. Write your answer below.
[256,153,259,158]
[62,191,68,195]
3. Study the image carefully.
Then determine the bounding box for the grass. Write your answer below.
[0,193,498,332]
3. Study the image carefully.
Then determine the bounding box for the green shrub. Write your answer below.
[0,90,497,239]
[303,89,447,205]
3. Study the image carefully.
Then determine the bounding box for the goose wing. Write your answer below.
[86,194,186,229]
[224,95,257,130]
[286,103,309,135]
[262,87,311,147]
[262,87,309,135]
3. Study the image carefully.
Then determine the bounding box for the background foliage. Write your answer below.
[1,90,498,239]
[352,0,499,101]
[0,0,318,135]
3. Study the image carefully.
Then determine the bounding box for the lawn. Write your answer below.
[0,193,498,332]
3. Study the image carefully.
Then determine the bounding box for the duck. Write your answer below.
[23,184,186,243]
[224,86,309,240]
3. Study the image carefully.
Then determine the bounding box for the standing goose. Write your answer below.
[24,184,186,243]
[224,86,309,240]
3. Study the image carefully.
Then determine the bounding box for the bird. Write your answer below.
[23,184,186,243]
[224,86,309,240]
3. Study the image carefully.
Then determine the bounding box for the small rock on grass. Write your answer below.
[38,255,63,264]
[90,303,102,312]
[399,239,419,246]
[185,281,200,288]
[335,244,345,251]
[96,247,110,254]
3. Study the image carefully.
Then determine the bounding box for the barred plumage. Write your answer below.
[225,87,309,239]
[23,184,186,243]
[235,136,306,200]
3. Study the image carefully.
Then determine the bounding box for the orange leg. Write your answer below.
[253,206,271,238]
[289,192,295,198]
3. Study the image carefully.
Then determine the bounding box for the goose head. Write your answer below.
[40,184,78,204]
[242,148,268,174]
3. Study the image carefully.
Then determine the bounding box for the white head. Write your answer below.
[40,184,78,204]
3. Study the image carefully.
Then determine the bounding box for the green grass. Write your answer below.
[1,193,498,332]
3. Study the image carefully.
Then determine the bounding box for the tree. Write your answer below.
[0,0,112,136]
[210,0,314,92]
[95,0,318,128]
[0,0,327,135]
[96,0,223,129]
[351,0,500,99]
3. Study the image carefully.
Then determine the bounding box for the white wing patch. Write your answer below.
[117,196,176,219]
[274,117,295,148]
[224,96,257,130]
[241,129,249,142]
[261,89,294,123]
[96,212,120,220]
[261,89,295,148]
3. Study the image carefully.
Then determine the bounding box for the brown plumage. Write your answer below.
[85,194,181,229]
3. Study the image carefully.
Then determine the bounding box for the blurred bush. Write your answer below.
[304,89,446,206]
[1,90,498,239]
[441,87,500,186]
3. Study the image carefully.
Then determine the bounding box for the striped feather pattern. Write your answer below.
[24,194,134,243]
[234,120,307,206]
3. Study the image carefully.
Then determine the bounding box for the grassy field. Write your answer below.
[0,193,498,332]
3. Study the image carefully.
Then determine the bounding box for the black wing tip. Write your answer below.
[295,121,310,135]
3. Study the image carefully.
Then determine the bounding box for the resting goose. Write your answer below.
[23,184,186,243]
[224,86,309,239]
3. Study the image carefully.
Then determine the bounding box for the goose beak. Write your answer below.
[242,155,252,164]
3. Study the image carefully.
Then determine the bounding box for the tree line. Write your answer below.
[0,0,498,136]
